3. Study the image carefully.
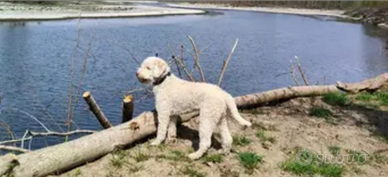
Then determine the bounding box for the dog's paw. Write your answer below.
[218,148,231,156]
[188,152,202,160]
[150,139,162,146]
[166,137,177,144]
[244,121,252,127]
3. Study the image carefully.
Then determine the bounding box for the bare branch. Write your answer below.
[0,108,50,132]
[294,56,309,86]
[114,43,141,65]
[218,39,239,86]
[0,121,15,142]
[168,44,195,81]
[0,145,29,153]
[66,18,81,136]
[29,130,96,137]
[187,36,206,82]
[0,130,94,146]
[0,137,32,145]
[290,60,300,86]
[68,30,96,133]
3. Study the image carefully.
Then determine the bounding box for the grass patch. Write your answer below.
[238,152,263,172]
[252,122,277,131]
[309,107,332,119]
[356,92,374,101]
[110,150,127,168]
[204,153,223,163]
[347,150,368,164]
[128,164,143,173]
[169,150,188,161]
[156,150,190,162]
[132,150,150,162]
[73,169,82,176]
[355,91,388,106]
[256,130,276,143]
[328,146,341,155]
[233,135,251,146]
[372,153,388,164]
[181,166,206,177]
[322,92,349,106]
[281,150,344,177]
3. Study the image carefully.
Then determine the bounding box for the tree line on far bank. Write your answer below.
[184,1,388,10]
[10,1,388,10]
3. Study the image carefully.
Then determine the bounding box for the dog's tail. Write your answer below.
[226,96,252,127]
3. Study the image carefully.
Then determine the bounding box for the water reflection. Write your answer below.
[0,21,42,27]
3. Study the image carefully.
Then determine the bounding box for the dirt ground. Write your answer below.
[55,95,388,177]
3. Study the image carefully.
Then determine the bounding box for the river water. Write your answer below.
[0,8,387,150]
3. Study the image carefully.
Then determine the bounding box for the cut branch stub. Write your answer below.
[122,95,134,123]
[82,91,112,129]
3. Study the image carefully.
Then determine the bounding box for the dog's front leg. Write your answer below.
[166,115,178,144]
[150,110,170,146]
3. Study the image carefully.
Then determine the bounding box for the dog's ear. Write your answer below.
[153,59,170,76]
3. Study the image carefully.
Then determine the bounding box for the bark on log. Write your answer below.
[83,91,112,129]
[0,73,387,177]
[122,95,134,123]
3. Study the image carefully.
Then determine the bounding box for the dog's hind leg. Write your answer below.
[218,118,232,155]
[188,108,220,160]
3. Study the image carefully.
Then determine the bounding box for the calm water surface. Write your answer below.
[0,9,387,150]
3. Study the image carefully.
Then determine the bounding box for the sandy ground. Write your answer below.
[54,95,388,177]
[168,3,355,19]
[0,2,205,21]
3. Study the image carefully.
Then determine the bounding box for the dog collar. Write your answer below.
[153,72,171,86]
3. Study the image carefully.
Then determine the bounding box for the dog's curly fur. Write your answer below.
[136,57,252,160]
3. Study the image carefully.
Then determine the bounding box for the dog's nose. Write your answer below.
[136,70,140,76]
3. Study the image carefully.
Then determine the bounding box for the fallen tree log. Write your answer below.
[235,73,388,108]
[0,73,387,177]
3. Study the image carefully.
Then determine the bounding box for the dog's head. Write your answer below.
[136,57,171,84]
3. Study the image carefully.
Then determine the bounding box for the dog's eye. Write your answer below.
[146,66,151,70]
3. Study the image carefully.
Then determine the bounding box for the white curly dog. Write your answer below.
[136,57,252,160]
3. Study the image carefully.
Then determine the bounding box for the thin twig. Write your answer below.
[168,44,195,81]
[66,18,81,135]
[21,130,29,149]
[175,45,183,77]
[115,43,140,65]
[0,130,94,146]
[0,136,32,145]
[294,56,309,86]
[172,56,182,78]
[0,108,50,132]
[0,145,29,153]
[218,38,239,86]
[181,44,199,75]
[323,76,326,85]
[69,30,96,133]
[0,121,15,142]
[187,36,206,82]
[290,60,300,86]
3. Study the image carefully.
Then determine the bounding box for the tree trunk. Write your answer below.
[0,73,387,177]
